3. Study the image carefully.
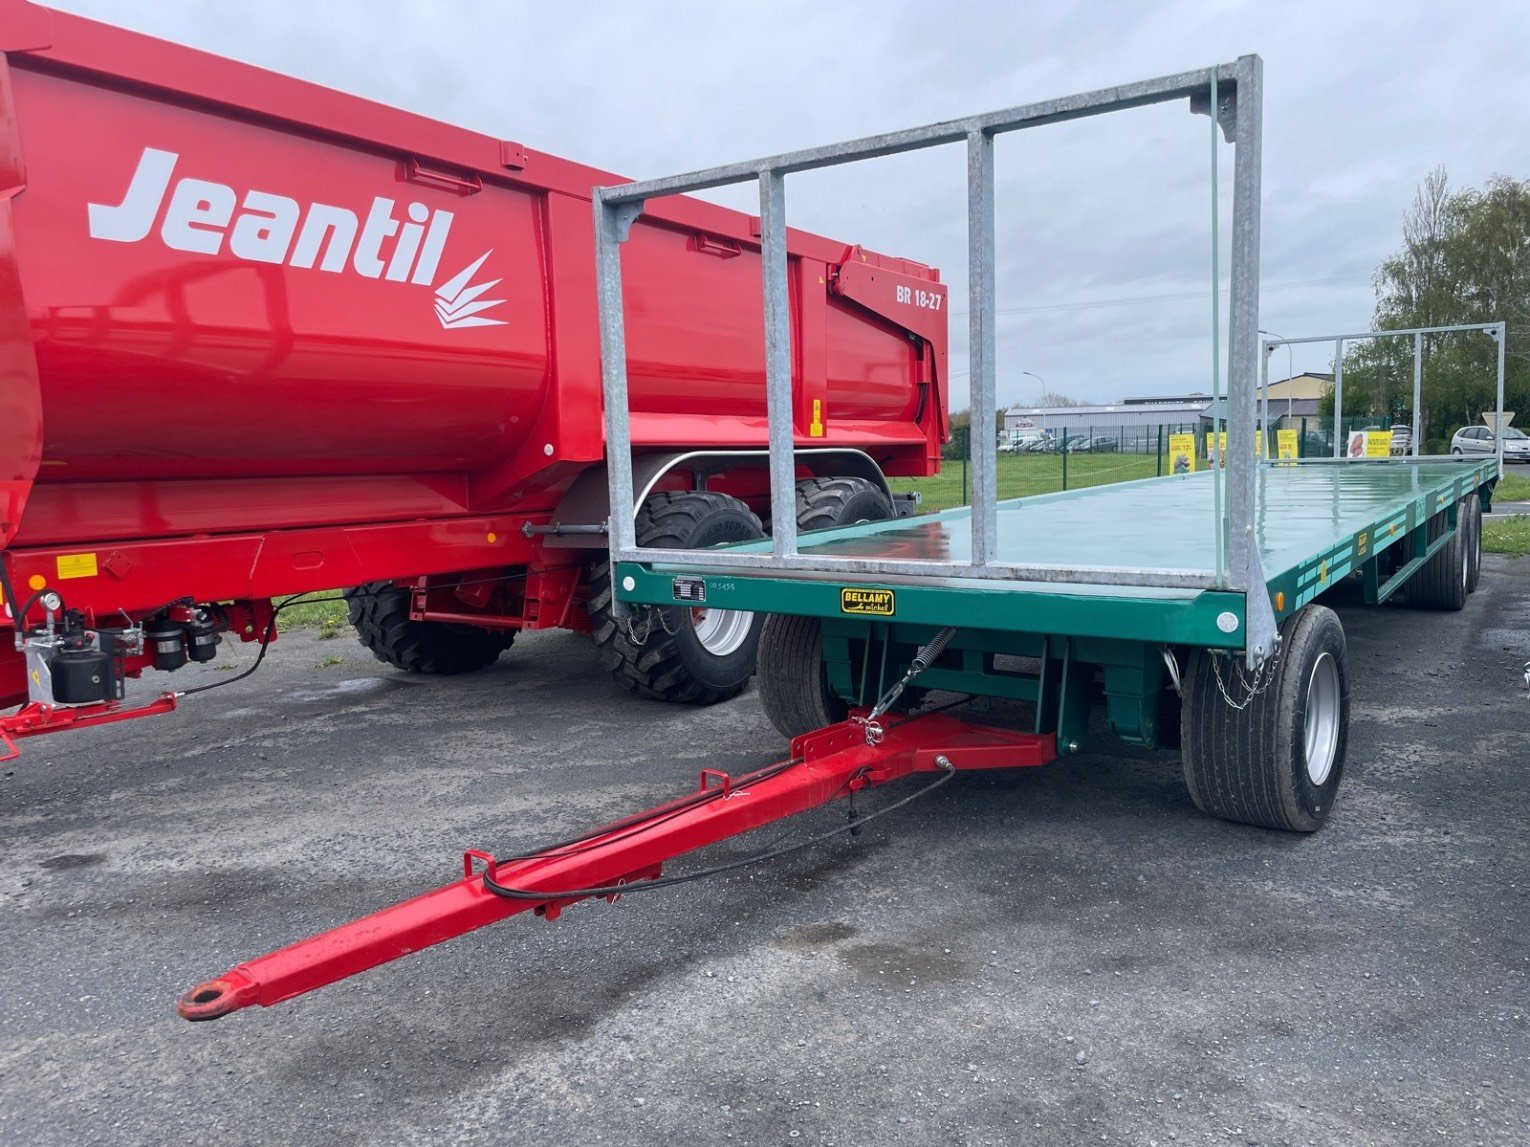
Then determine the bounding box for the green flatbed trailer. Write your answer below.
[614,460,1497,832]
[582,57,1511,836]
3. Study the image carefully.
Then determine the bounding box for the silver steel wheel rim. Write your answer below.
[690,606,754,657]
[1303,652,1341,786]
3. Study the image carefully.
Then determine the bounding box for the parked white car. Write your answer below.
[1450,424,1530,462]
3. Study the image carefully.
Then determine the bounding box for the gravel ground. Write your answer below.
[0,558,1526,1146]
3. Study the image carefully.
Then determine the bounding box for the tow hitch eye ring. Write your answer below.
[176,975,256,1021]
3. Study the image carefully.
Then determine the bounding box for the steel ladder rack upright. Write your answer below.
[593,55,1278,669]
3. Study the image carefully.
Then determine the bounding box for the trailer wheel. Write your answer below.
[757,614,847,739]
[795,477,894,532]
[1464,492,1483,593]
[589,491,765,704]
[1406,501,1469,611]
[345,583,515,675]
[1180,605,1348,832]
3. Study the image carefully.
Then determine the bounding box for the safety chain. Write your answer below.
[621,604,683,646]
[854,627,957,745]
[621,608,655,646]
[1210,646,1282,712]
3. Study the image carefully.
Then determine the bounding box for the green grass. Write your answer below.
[1494,471,1530,502]
[279,595,350,631]
[889,453,1165,514]
[1484,515,1530,557]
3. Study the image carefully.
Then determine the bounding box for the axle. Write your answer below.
[178,711,1055,1020]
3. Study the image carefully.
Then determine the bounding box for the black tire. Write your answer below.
[1406,501,1468,611]
[589,491,764,704]
[345,582,514,675]
[757,613,847,739]
[1464,492,1483,593]
[795,477,894,532]
[1181,605,1348,832]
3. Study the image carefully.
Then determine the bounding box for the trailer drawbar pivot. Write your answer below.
[177,710,1056,1021]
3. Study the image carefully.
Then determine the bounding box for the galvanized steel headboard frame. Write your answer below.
[1261,322,1507,466]
[593,55,1278,667]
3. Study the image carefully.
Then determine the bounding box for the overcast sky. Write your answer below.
[53,0,1530,411]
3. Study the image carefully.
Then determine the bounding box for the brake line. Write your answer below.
[480,743,960,903]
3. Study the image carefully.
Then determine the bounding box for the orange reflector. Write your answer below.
[1274,591,1285,611]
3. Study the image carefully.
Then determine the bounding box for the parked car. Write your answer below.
[1068,435,1118,453]
[1450,424,1530,462]
[1000,432,1051,453]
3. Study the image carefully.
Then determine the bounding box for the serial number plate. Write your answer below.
[672,577,706,603]
[840,588,894,616]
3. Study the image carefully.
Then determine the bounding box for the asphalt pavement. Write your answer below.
[1,558,1526,1146]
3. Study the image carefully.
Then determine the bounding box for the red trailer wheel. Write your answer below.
[346,584,514,675]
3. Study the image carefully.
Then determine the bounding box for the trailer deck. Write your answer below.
[618,457,1500,645]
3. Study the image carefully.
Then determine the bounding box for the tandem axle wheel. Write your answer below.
[1181,605,1349,832]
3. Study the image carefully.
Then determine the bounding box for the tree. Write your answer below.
[1340,169,1529,447]
[1033,392,1087,408]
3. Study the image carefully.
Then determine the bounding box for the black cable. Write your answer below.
[176,596,285,697]
[481,757,804,866]
[175,573,528,699]
[9,588,67,631]
[480,757,957,903]
[476,695,976,887]
[0,558,22,632]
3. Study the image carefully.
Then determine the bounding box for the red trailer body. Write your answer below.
[0,1,947,733]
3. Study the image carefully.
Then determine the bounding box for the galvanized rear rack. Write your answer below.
[594,59,1274,661]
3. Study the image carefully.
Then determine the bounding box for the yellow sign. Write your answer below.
[1276,428,1299,461]
[840,587,894,616]
[1204,430,1265,466]
[808,398,825,438]
[1168,432,1197,474]
[1346,431,1390,458]
[1206,430,1227,465]
[1356,530,1369,558]
[55,552,99,580]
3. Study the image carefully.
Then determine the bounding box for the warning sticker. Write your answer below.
[840,587,894,616]
[55,553,99,580]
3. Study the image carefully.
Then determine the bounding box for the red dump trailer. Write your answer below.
[0,1,948,752]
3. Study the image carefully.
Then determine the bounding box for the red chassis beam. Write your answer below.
[177,711,1056,1021]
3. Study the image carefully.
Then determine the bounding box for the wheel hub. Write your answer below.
[690,606,754,657]
[1303,652,1341,785]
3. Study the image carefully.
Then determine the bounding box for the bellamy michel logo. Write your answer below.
[86,147,507,330]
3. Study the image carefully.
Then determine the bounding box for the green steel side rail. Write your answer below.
[615,458,1499,651]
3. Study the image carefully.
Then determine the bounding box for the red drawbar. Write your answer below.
[0,695,178,761]
[177,712,1055,1020]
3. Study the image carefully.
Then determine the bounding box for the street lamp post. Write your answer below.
[1019,371,1049,448]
